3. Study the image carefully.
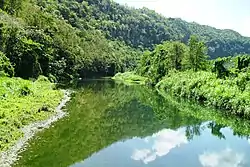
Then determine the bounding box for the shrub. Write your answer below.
[19,85,32,96]
[157,70,250,118]
[0,51,14,77]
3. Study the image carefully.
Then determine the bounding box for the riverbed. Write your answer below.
[13,79,250,167]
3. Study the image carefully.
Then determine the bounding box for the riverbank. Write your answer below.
[112,72,148,85]
[0,76,71,167]
[10,79,250,167]
[156,70,250,117]
[112,70,250,118]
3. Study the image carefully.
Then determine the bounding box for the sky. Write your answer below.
[114,0,250,37]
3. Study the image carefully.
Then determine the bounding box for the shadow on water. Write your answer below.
[14,80,250,167]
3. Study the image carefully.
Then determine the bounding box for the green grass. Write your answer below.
[156,70,250,117]
[0,76,63,151]
[112,72,148,85]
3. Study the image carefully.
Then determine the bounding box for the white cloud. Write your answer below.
[131,129,188,164]
[199,148,245,167]
[131,149,151,161]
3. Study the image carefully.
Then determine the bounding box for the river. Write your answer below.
[14,79,250,167]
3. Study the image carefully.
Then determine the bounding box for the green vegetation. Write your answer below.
[0,20,64,152]
[1,0,250,160]
[0,0,140,82]
[112,72,148,85]
[77,0,250,59]
[113,35,250,118]
[135,36,209,85]
[0,76,63,151]
[0,51,14,77]
[157,70,250,117]
[186,36,208,71]
[1,0,250,82]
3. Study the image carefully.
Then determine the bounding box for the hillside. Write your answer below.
[1,0,250,81]
[0,0,140,81]
[47,0,250,59]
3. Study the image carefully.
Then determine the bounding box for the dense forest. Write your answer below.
[0,0,140,82]
[115,35,250,117]
[83,0,250,58]
[65,0,250,58]
[1,0,250,82]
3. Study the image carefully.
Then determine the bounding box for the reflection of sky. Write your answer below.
[199,148,245,167]
[131,129,188,164]
[70,127,250,167]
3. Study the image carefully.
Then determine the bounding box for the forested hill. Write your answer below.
[47,0,250,59]
[1,0,249,81]
[0,0,140,81]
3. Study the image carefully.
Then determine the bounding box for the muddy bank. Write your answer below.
[0,90,72,167]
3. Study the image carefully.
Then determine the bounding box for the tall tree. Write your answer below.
[170,41,187,70]
[138,50,151,75]
[187,36,208,71]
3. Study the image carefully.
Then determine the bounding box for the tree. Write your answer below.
[0,0,23,15]
[146,43,170,85]
[186,36,208,71]
[207,122,226,139]
[169,41,187,70]
[137,50,151,75]
[137,41,189,85]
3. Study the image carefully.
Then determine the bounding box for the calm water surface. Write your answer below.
[14,80,250,167]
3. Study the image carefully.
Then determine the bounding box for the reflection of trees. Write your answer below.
[185,124,203,141]
[80,80,250,146]
[207,122,226,140]
[15,80,250,167]
[16,80,204,167]
[185,122,227,141]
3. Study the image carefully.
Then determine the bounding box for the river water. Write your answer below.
[14,80,250,167]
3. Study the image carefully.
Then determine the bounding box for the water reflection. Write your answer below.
[71,124,250,167]
[71,126,250,167]
[131,128,188,164]
[14,80,250,167]
[199,148,245,167]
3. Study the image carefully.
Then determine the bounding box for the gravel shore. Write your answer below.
[0,90,71,167]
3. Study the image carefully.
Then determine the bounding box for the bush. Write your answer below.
[19,85,32,96]
[157,70,250,118]
[0,51,14,77]
[36,75,50,82]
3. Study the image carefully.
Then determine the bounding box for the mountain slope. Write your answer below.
[1,0,249,81]
[0,0,140,81]
[50,0,250,59]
